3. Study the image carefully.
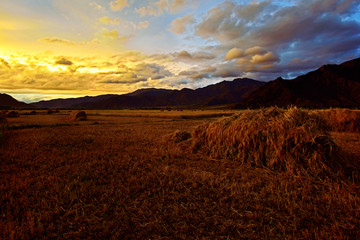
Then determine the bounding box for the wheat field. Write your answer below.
[0,108,359,239]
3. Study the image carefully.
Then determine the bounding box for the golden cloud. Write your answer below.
[110,0,129,11]
[38,37,78,46]
[224,48,243,60]
[251,52,280,64]
[98,16,121,25]
[0,51,179,97]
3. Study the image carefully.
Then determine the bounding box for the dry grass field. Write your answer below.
[0,108,359,239]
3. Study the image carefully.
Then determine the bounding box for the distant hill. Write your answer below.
[236,58,360,108]
[33,95,117,109]
[0,93,32,109]
[32,78,265,109]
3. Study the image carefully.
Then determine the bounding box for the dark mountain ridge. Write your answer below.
[33,94,117,109]
[0,93,32,109]
[236,57,360,108]
[33,78,264,109]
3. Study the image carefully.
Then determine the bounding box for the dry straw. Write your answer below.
[320,108,360,132]
[0,112,7,143]
[191,107,355,179]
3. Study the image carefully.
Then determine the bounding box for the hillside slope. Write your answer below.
[0,93,32,109]
[237,58,360,108]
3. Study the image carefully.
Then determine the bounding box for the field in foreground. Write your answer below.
[0,109,359,239]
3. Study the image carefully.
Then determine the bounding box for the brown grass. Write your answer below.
[191,107,356,179]
[319,108,360,132]
[166,130,192,143]
[0,108,359,239]
[0,112,7,143]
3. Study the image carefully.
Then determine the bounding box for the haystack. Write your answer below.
[6,111,19,118]
[191,107,350,178]
[69,111,87,121]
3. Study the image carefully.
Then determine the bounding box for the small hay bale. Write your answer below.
[47,110,54,114]
[69,111,87,121]
[6,111,19,118]
[29,110,37,115]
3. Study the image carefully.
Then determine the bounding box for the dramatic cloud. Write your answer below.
[224,48,243,60]
[193,0,360,79]
[250,52,280,64]
[176,50,216,61]
[169,14,195,34]
[244,46,267,56]
[196,1,245,42]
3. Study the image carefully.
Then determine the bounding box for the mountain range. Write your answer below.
[1,57,359,109]
[31,78,264,109]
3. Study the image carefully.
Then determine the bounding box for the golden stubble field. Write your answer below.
[0,108,359,239]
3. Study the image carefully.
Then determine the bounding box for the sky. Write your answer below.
[0,0,360,103]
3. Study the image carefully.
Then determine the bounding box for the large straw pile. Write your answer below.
[191,107,350,178]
